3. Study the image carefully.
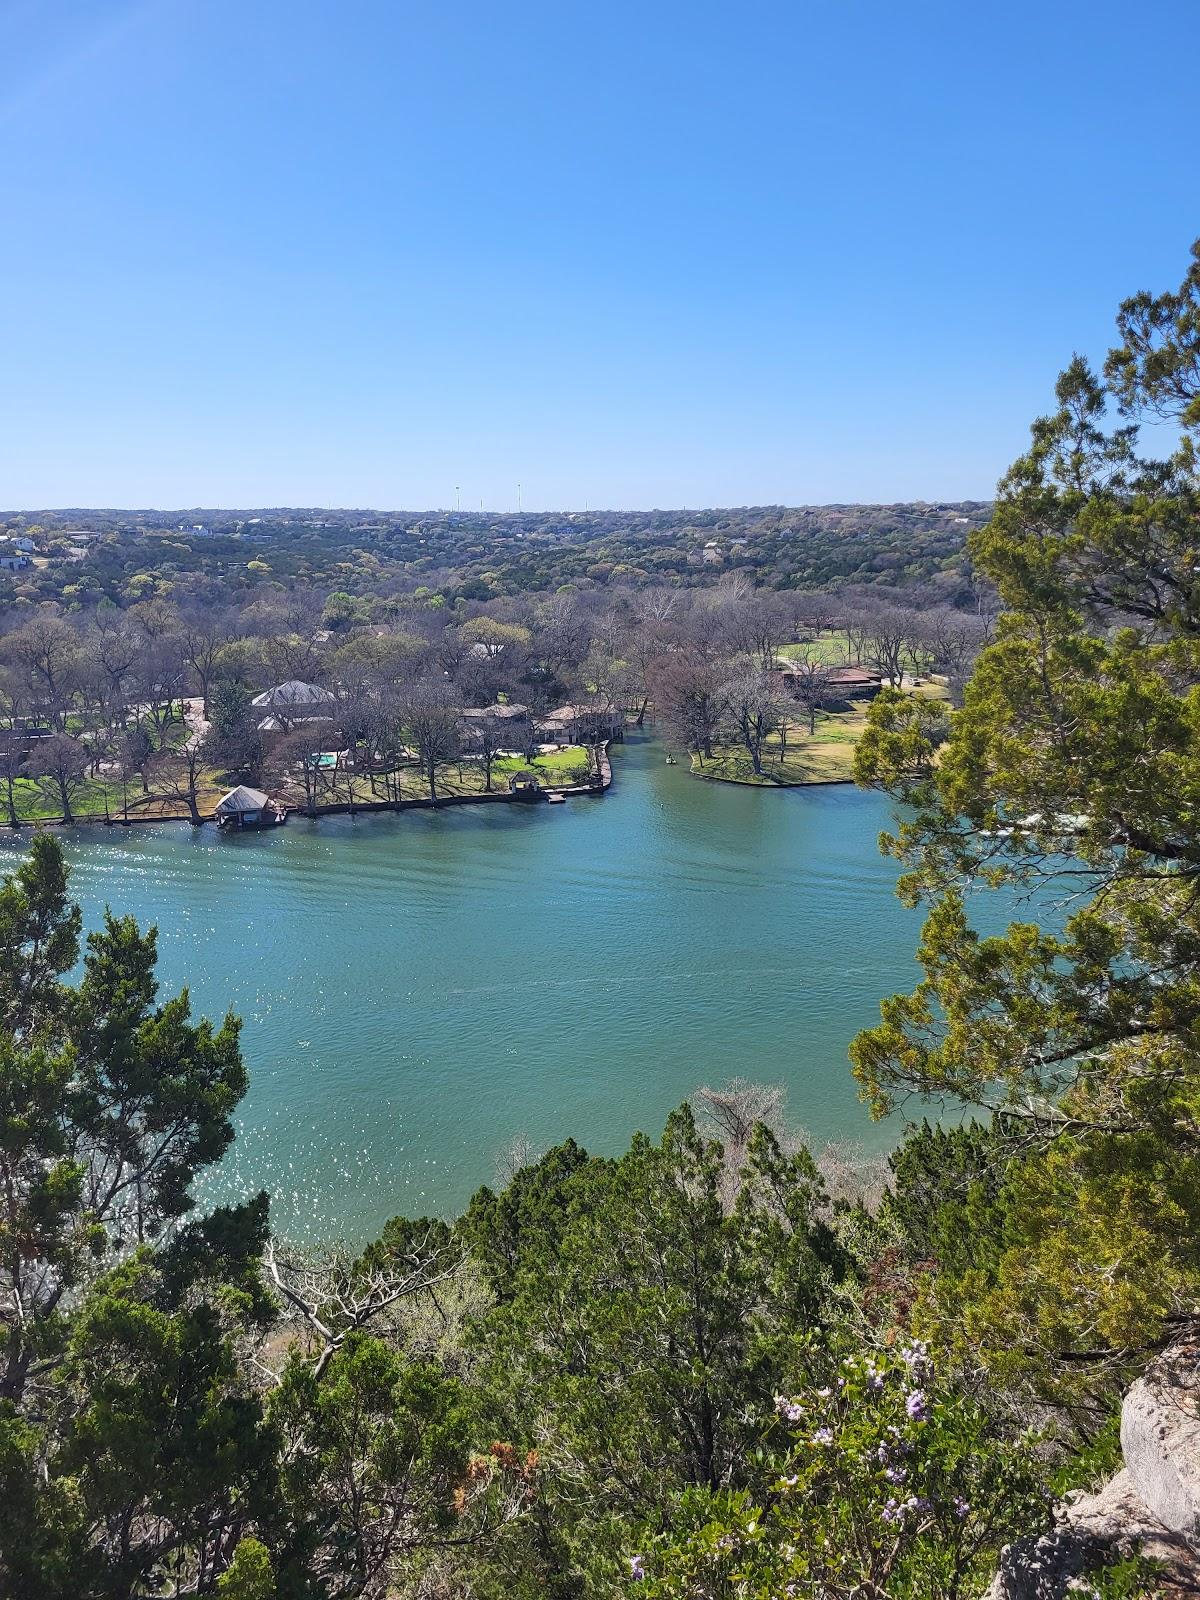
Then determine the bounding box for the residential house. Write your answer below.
[458,702,531,751]
[771,662,884,702]
[536,701,625,745]
[250,681,336,732]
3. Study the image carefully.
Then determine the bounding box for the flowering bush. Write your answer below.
[631,1342,1049,1599]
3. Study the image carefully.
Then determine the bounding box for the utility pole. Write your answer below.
[517,482,522,513]
[455,486,460,512]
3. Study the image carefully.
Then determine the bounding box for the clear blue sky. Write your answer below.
[1,0,1196,511]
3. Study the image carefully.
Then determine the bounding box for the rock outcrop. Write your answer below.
[1122,1345,1200,1541]
[986,1345,1200,1597]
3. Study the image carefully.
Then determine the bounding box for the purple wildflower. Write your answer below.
[812,1426,834,1446]
[954,1496,970,1519]
[905,1389,929,1422]
[885,1466,907,1484]
[629,1555,645,1581]
[881,1498,903,1523]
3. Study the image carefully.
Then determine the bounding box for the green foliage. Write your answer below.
[462,1108,849,1591]
[852,240,1200,1393]
[217,1538,277,1599]
[639,1343,1047,1600]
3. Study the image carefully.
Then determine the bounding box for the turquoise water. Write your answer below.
[1,736,938,1242]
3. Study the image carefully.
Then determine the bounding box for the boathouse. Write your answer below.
[214,785,286,830]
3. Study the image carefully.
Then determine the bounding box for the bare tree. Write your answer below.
[653,656,724,762]
[0,670,31,827]
[179,607,230,718]
[264,1226,465,1381]
[269,725,333,817]
[721,667,782,775]
[861,604,920,687]
[87,617,141,730]
[692,1079,797,1212]
[2,616,83,729]
[148,740,207,826]
[475,710,508,794]
[921,606,988,703]
[786,651,836,735]
[30,733,89,823]
[401,681,461,803]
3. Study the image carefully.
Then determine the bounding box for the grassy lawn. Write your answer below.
[775,630,856,666]
[281,745,595,807]
[4,737,600,824]
[775,633,940,675]
[5,770,229,825]
[692,680,950,787]
[694,706,871,786]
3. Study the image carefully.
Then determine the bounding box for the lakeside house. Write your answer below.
[250,680,336,731]
[536,701,625,745]
[458,702,531,750]
[771,662,884,701]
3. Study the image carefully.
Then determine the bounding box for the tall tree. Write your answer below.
[852,240,1200,1389]
[29,733,88,823]
[721,667,781,776]
[402,682,461,804]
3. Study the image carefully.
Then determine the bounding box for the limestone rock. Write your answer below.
[984,1469,1199,1598]
[1122,1344,1200,1539]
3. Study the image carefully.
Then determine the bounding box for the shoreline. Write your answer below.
[688,766,856,789]
[4,744,614,832]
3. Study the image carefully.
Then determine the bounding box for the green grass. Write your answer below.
[4,741,598,823]
[775,632,939,674]
[282,745,595,807]
[4,769,229,825]
[691,678,951,788]
[775,630,856,666]
[694,706,870,786]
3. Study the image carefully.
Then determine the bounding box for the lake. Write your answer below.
[1,734,939,1242]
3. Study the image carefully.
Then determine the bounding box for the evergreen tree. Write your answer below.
[852,241,1200,1392]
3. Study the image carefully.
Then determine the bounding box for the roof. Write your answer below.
[826,666,883,684]
[214,785,269,815]
[250,680,335,708]
[541,702,621,722]
[460,702,529,720]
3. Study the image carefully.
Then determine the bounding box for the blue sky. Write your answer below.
[1,0,1196,511]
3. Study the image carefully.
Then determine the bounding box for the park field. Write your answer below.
[691,678,949,788]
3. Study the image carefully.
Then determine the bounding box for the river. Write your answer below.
[1,734,943,1242]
